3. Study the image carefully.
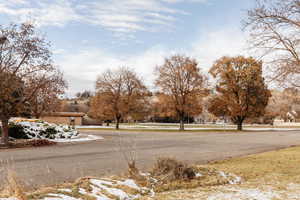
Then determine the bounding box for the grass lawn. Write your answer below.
[77,127,243,132]
[149,146,300,200]
[209,145,300,184]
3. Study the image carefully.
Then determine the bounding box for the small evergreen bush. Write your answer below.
[8,123,29,139]
[40,127,58,139]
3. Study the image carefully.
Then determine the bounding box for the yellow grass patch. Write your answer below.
[208,145,300,184]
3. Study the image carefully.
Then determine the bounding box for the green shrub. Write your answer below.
[40,127,58,139]
[8,123,29,139]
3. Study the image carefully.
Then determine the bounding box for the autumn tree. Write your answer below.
[151,93,177,121]
[76,90,93,99]
[209,56,271,131]
[155,55,208,131]
[266,88,300,121]
[207,95,229,121]
[90,67,149,129]
[29,71,66,118]
[89,93,115,123]
[0,23,65,145]
[244,0,300,87]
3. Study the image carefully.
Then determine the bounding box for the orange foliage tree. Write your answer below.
[89,67,149,129]
[209,56,271,130]
[155,55,208,131]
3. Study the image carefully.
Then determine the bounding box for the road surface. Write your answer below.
[0,130,300,189]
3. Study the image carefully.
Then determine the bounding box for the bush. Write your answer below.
[8,139,57,148]
[40,127,58,139]
[8,124,29,139]
[25,139,56,147]
[152,157,196,181]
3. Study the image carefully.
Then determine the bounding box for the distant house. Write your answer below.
[41,112,86,126]
[287,105,300,122]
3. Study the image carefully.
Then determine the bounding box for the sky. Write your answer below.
[0,0,256,97]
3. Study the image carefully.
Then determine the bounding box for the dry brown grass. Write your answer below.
[8,139,57,148]
[142,146,300,200]
[208,145,300,184]
[151,157,196,181]
[1,169,27,200]
[140,157,237,193]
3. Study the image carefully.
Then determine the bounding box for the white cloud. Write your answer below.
[57,28,248,96]
[57,46,168,96]
[0,0,80,27]
[191,28,249,70]
[0,0,207,33]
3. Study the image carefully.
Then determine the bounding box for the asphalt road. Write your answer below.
[1,130,300,189]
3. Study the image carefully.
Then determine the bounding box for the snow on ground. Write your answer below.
[0,178,148,200]
[0,198,17,200]
[206,185,300,200]
[156,184,300,200]
[8,119,103,143]
[218,171,242,185]
[43,194,79,200]
[52,134,104,143]
[207,188,280,200]
[51,178,149,200]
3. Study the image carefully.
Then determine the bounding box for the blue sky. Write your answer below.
[0,0,255,96]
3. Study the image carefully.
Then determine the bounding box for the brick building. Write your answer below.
[41,112,85,125]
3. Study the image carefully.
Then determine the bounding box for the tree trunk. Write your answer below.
[1,118,9,146]
[116,117,120,130]
[179,115,185,131]
[237,120,243,131]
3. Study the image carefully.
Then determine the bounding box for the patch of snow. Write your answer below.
[229,175,242,185]
[92,184,131,200]
[58,189,72,193]
[139,172,151,176]
[218,171,242,185]
[52,134,104,143]
[44,193,78,200]
[89,178,146,200]
[79,188,110,200]
[219,171,227,178]
[139,171,158,184]
[195,173,203,178]
[117,179,141,191]
[207,188,280,200]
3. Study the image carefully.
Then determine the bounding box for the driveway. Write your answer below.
[0,130,300,189]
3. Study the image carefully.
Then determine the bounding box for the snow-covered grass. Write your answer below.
[0,166,242,200]
[24,177,153,200]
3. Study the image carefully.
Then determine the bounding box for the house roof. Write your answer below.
[44,112,86,117]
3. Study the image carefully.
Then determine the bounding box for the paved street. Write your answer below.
[1,130,300,189]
